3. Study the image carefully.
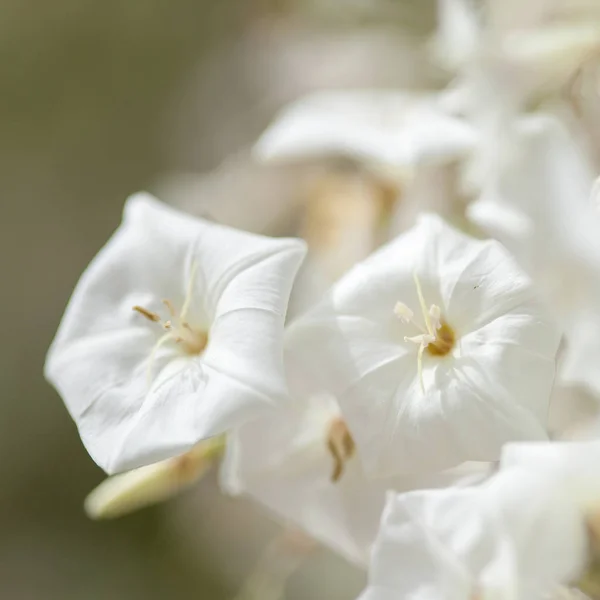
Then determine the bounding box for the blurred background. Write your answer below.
[1,1,438,598]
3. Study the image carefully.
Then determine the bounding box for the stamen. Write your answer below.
[429,305,442,331]
[133,306,161,322]
[394,302,414,323]
[413,272,434,336]
[326,418,355,483]
[133,260,208,387]
[417,343,427,394]
[404,333,435,345]
[394,273,456,394]
[180,261,198,322]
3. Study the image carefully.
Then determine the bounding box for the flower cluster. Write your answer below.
[45,0,600,598]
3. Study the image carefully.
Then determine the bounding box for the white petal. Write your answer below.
[220,371,487,565]
[286,214,559,477]
[254,91,476,170]
[501,440,600,509]
[45,193,306,473]
[358,468,588,600]
[468,115,600,395]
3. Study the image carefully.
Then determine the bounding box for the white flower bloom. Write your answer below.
[358,468,589,600]
[45,193,307,474]
[438,0,600,113]
[221,353,489,565]
[285,213,559,477]
[467,114,600,398]
[254,91,477,177]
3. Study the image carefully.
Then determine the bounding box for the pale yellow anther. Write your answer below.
[404,334,435,345]
[394,302,414,323]
[429,305,442,331]
[413,271,434,336]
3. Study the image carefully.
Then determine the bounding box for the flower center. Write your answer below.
[326,417,355,483]
[394,272,456,392]
[133,301,208,356]
[133,263,208,383]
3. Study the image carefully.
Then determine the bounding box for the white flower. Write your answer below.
[467,114,600,398]
[254,91,476,178]
[437,0,600,112]
[221,367,488,566]
[45,193,306,474]
[358,468,589,600]
[285,213,559,477]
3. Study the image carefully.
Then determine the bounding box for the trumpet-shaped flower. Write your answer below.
[45,193,306,474]
[254,91,477,176]
[468,114,600,398]
[221,353,489,565]
[285,214,559,477]
[358,467,590,600]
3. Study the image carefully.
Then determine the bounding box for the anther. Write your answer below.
[133,306,161,322]
[326,418,355,483]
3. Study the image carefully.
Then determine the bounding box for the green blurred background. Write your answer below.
[1,2,435,598]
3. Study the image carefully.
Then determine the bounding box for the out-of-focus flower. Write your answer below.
[254,90,475,232]
[358,467,590,600]
[253,90,477,311]
[221,390,389,566]
[84,437,225,519]
[438,0,600,107]
[467,115,600,398]
[45,193,306,474]
[254,91,476,181]
[221,347,488,565]
[285,214,559,478]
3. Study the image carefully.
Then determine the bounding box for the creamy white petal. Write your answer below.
[286,214,559,477]
[45,193,306,473]
[358,468,588,600]
[254,91,477,170]
[468,115,600,396]
[501,440,600,509]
